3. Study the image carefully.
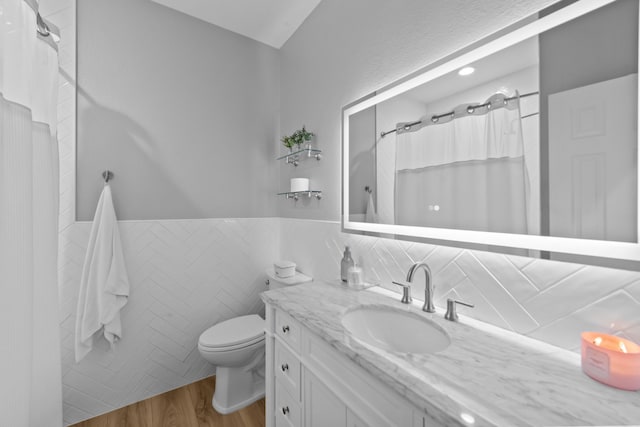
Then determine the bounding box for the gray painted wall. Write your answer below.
[77,0,280,220]
[278,0,559,221]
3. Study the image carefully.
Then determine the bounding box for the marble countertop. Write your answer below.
[261,281,640,427]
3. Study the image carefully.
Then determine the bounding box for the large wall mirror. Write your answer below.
[342,0,640,264]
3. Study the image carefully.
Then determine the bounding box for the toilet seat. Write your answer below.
[199,335,265,352]
[199,314,264,351]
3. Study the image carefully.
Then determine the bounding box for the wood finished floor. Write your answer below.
[70,377,265,427]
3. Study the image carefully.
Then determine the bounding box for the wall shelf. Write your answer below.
[277,146,322,166]
[278,190,322,200]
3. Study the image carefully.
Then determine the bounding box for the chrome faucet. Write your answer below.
[392,281,412,304]
[444,298,474,321]
[406,262,435,313]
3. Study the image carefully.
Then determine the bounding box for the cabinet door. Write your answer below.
[275,310,302,353]
[275,380,301,427]
[275,340,301,401]
[304,370,347,427]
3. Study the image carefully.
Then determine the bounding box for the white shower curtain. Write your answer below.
[395,97,529,234]
[0,1,62,426]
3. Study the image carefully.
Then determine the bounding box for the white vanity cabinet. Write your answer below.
[304,369,348,426]
[265,303,440,427]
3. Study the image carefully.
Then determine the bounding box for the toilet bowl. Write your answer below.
[198,314,266,414]
[197,268,312,414]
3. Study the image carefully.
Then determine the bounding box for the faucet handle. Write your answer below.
[444,298,474,321]
[392,281,412,304]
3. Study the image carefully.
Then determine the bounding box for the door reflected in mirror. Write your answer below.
[346,0,638,251]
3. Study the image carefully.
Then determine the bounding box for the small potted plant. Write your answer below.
[281,135,296,152]
[293,125,314,149]
[281,125,314,152]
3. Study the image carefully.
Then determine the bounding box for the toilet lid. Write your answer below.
[199,314,264,349]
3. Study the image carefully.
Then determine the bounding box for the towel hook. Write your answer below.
[102,170,113,183]
[365,186,372,194]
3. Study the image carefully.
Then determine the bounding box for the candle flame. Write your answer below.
[619,341,628,354]
[594,336,603,346]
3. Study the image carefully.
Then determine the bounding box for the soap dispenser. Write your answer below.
[341,246,354,282]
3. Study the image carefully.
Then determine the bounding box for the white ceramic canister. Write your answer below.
[274,260,296,278]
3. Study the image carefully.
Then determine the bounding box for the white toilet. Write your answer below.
[198,269,311,414]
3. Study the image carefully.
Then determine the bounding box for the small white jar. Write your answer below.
[347,266,364,287]
[274,260,296,278]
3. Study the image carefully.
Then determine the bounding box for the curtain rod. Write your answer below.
[23,0,59,41]
[380,91,539,138]
[36,13,50,37]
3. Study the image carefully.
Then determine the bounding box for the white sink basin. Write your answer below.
[342,305,450,354]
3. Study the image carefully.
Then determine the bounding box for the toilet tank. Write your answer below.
[265,268,312,290]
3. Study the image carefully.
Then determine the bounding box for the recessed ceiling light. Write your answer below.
[458,66,475,76]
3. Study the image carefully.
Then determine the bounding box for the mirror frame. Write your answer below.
[342,0,640,262]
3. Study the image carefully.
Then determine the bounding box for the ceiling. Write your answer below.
[405,36,540,105]
[149,0,322,49]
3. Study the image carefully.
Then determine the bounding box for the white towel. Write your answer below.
[75,184,130,362]
[365,192,378,223]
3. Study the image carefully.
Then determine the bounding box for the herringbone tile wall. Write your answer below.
[58,218,640,426]
[279,218,640,352]
[54,173,640,411]
[39,0,76,233]
[58,218,279,425]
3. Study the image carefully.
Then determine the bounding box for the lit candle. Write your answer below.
[581,332,640,391]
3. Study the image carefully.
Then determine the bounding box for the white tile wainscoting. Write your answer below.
[57,217,640,425]
[58,218,279,425]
